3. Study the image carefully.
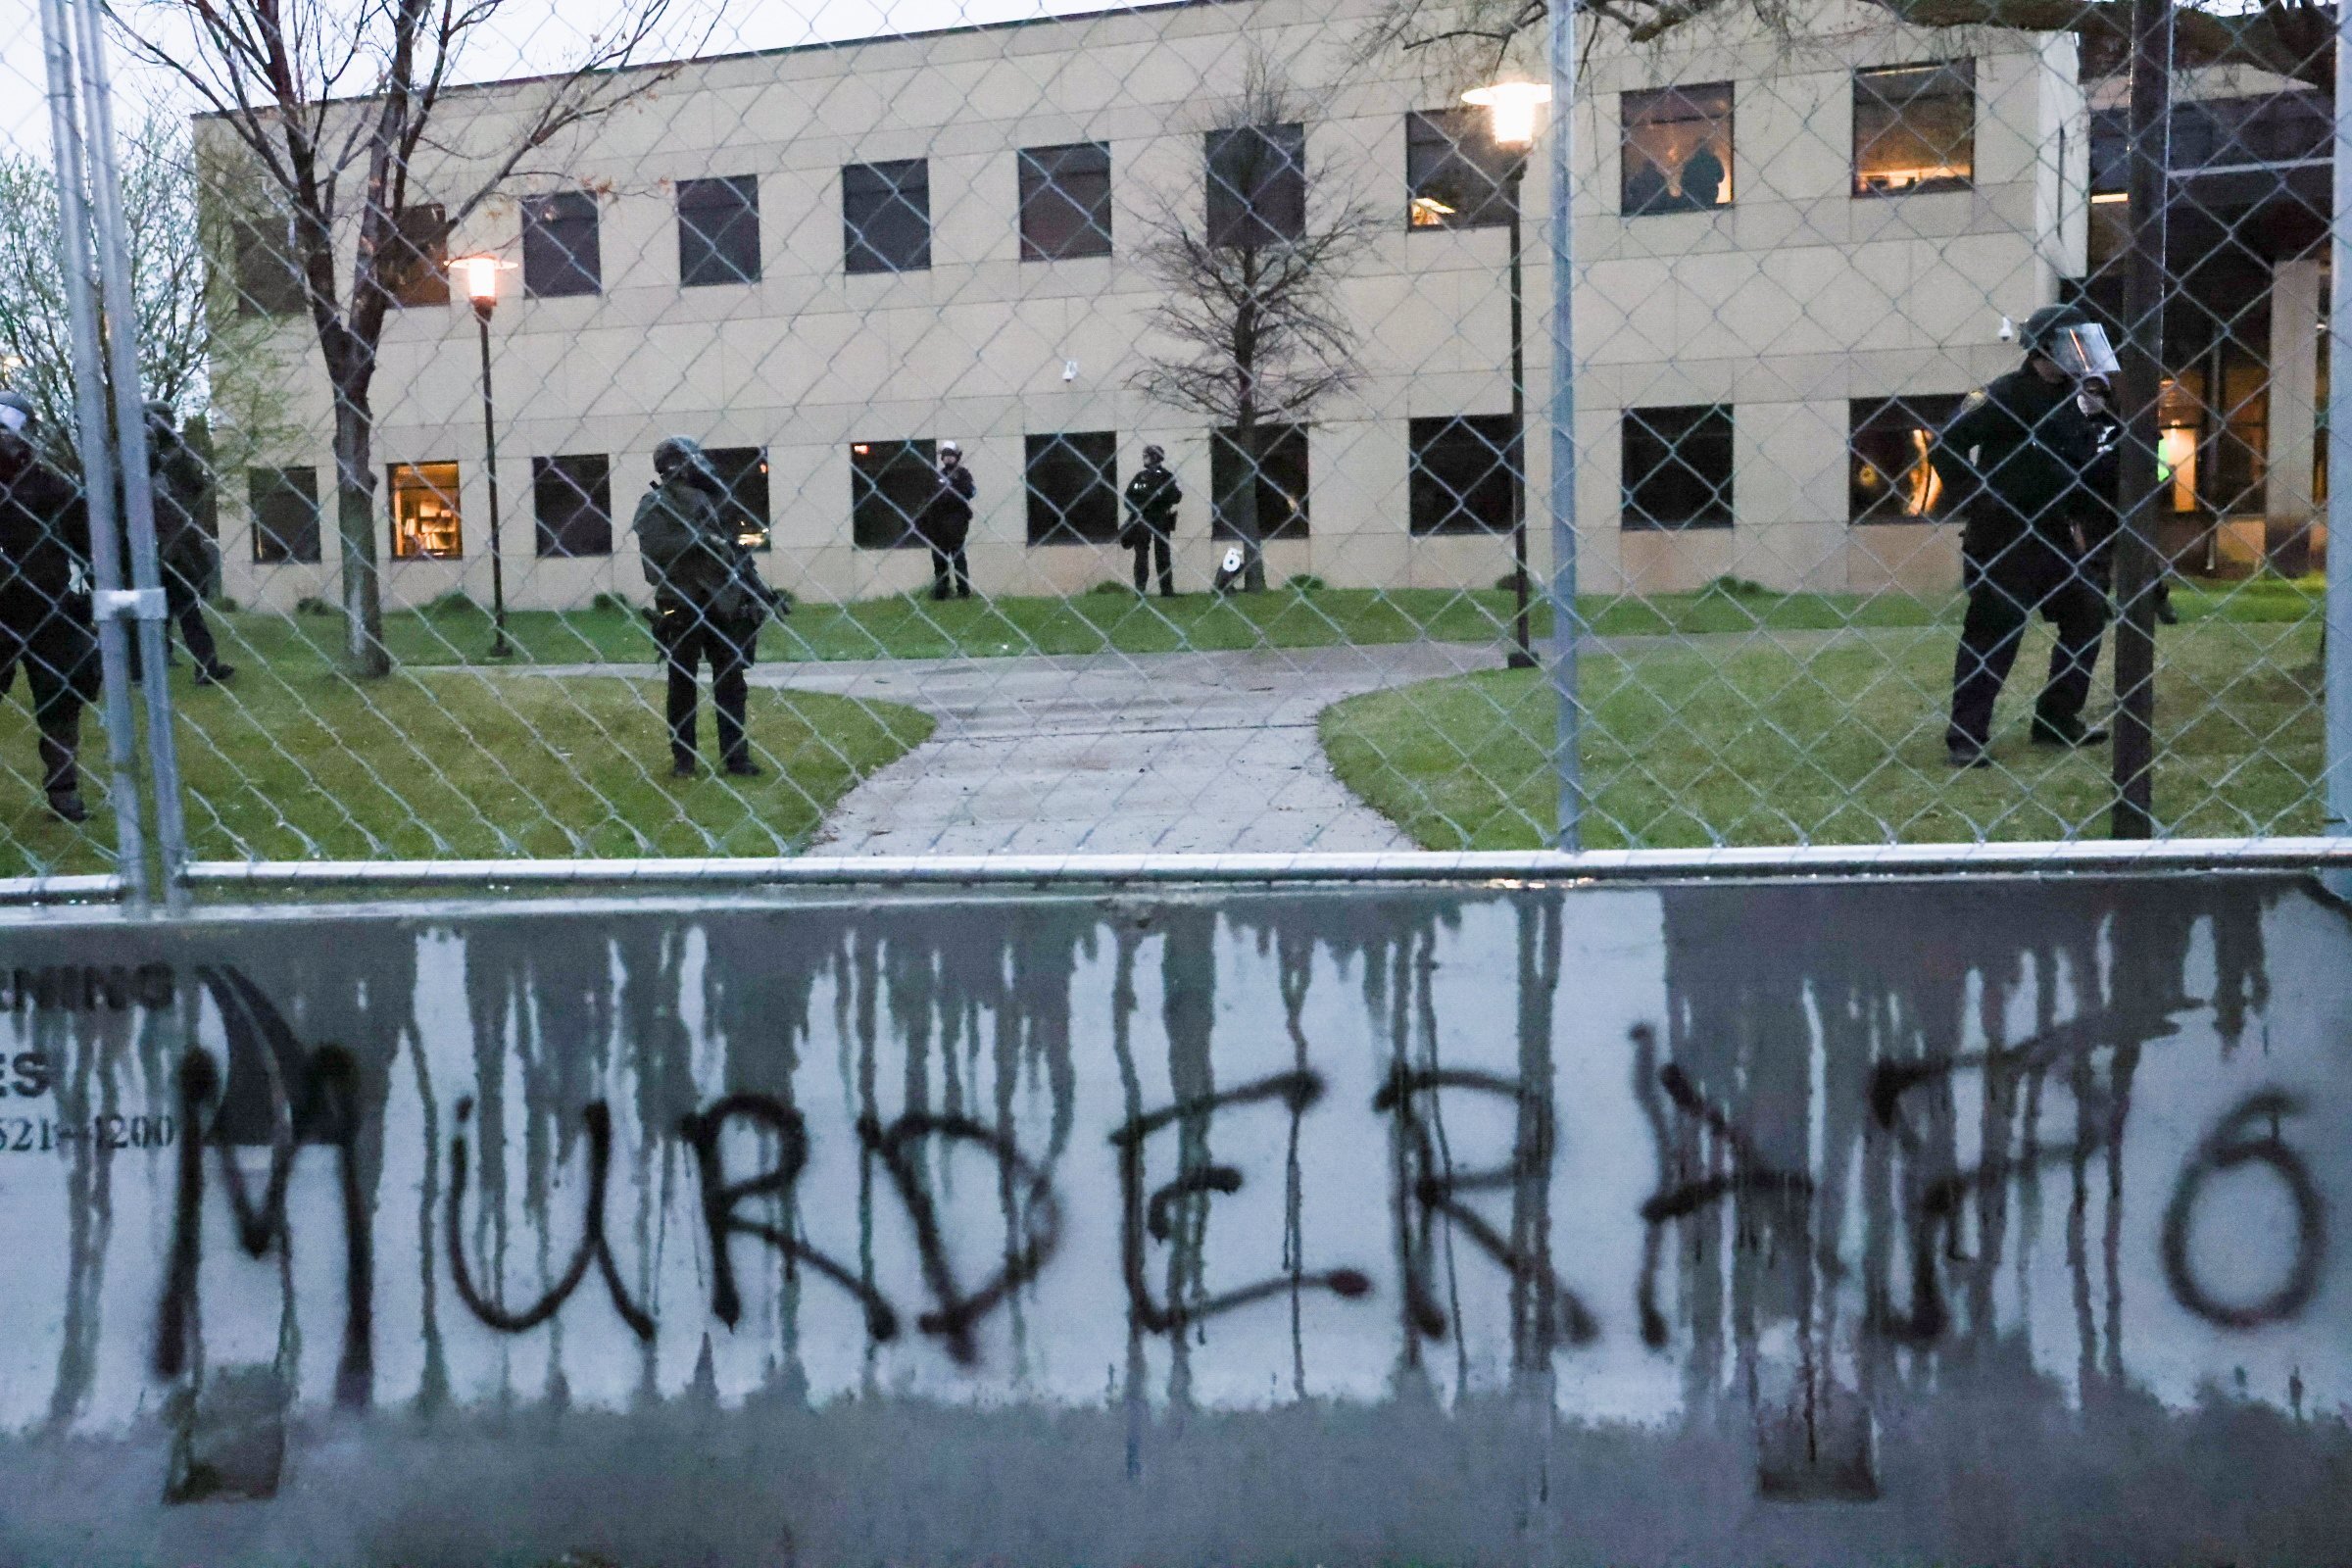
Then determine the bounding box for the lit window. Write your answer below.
[389,462,463,559]
[1621,84,1734,216]
[1849,395,1963,522]
[1852,62,1974,196]
[1404,110,1516,229]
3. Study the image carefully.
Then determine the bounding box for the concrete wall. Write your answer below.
[0,873,2348,1563]
[206,0,2081,611]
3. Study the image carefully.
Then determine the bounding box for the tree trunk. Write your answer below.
[1227,411,1268,594]
[330,389,389,678]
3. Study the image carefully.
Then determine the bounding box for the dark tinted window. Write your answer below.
[1622,405,1734,529]
[1410,415,1520,534]
[384,203,449,306]
[1853,62,1974,196]
[522,191,602,297]
[1019,142,1112,260]
[1405,110,1516,228]
[1849,395,1964,521]
[232,219,306,317]
[247,466,320,564]
[679,176,760,286]
[1026,431,1120,544]
[852,439,937,549]
[1211,424,1310,539]
[844,160,931,273]
[1621,83,1734,216]
[1206,123,1305,247]
[532,454,612,558]
[705,446,771,550]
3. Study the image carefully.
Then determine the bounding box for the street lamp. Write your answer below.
[1464,76,1552,670]
[453,254,516,658]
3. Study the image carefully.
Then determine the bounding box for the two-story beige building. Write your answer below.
[210,0,2095,611]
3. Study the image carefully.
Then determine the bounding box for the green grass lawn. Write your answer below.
[218,573,2320,670]
[0,643,933,876]
[1322,617,2327,849]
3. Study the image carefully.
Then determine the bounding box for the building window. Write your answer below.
[706,446,771,550]
[532,454,612,558]
[1848,395,1963,522]
[852,439,937,549]
[1409,416,1520,534]
[1019,142,1112,260]
[522,191,602,297]
[1404,109,1517,228]
[678,176,760,286]
[1211,425,1310,539]
[388,462,464,558]
[1026,431,1120,545]
[1621,83,1734,216]
[384,203,449,307]
[1853,62,1974,196]
[1622,406,1733,529]
[1206,123,1305,247]
[247,466,320,564]
[231,218,305,317]
[844,160,931,274]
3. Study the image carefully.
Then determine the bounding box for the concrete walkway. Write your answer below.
[521,641,1498,853]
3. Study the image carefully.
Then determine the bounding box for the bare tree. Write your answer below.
[1360,0,2332,94]
[114,0,699,677]
[0,106,219,461]
[1129,60,1380,595]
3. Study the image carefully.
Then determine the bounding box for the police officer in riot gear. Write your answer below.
[1931,305,2119,767]
[633,435,769,779]
[0,391,100,821]
[1121,444,1181,598]
[143,402,234,684]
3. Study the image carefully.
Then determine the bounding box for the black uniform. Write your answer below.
[0,457,100,802]
[1930,366,2112,755]
[148,426,227,676]
[634,461,763,775]
[919,461,975,600]
[1122,462,1181,597]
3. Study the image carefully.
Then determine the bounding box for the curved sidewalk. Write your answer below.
[521,640,1497,854]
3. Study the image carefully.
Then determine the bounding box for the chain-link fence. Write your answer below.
[2,0,2348,893]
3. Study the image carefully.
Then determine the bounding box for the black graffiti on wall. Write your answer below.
[141,965,2333,1400]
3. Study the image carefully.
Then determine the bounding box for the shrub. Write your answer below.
[1088,579,1133,596]
[590,591,635,613]
[294,595,337,617]
[1284,573,1328,593]
[1704,574,1776,599]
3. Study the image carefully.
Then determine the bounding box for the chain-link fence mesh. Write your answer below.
[1,0,2345,881]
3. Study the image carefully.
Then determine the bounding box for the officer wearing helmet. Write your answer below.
[1929,305,2119,767]
[632,435,774,779]
[0,390,100,820]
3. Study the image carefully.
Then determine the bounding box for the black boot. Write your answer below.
[47,789,88,823]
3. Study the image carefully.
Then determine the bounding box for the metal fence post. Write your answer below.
[74,0,190,908]
[36,0,149,906]
[2326,0,2352,902]
[1545,0,1583,852]
[2108,0,2173,839]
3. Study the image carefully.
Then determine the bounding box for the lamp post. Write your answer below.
[1464,78,1551,671]
[453,254,515,658]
